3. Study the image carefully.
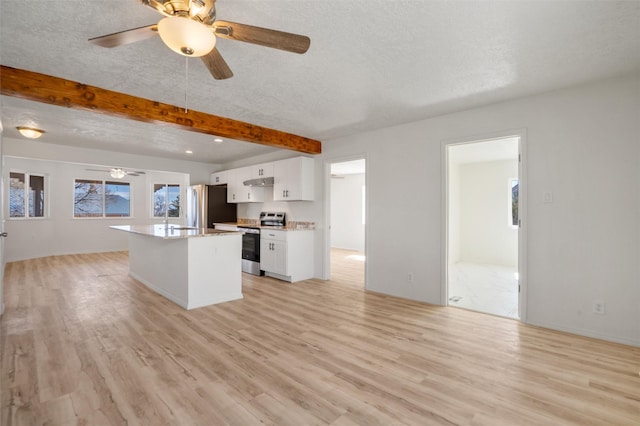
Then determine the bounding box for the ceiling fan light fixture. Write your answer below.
[110,168,127,179]
[189,0,206,17]
[17,126,44,139]
[157,16,216,57]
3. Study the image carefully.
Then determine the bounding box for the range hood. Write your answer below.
[243,177,274,187]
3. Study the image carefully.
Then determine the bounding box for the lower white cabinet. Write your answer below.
[260,229,314,282]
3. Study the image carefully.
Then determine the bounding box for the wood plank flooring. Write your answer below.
[330,248,364,288]
[1,251,639,425]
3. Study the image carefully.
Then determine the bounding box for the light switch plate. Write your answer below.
[543,192,553,203]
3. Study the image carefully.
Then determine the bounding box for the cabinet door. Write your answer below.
[272,240,288,275]
[251,162,274,179]
[235,168,252,203]
[226,169,238,203]
[210,171,227,185]
[260,239,275,272]
[273,157,314,201]
[261,239,287,275]
[273,160,288,201]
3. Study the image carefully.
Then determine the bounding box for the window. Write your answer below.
[9,172,46,218]
[153,184,181,218]
[510,178,519,228]
[74,179,131,218]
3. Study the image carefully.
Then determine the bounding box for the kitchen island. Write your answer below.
[111,225,243,310]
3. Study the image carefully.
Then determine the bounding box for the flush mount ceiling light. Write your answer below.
[17,126,44,139]
[109,168,127,179]
[214,138,223,143]
[157,15,216,57]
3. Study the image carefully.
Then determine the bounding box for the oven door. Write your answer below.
[240,229,260,261]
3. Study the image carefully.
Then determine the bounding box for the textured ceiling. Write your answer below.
[1,0,639,164]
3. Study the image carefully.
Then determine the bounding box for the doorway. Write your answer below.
[445,136,523,319]
[327,158,366,288]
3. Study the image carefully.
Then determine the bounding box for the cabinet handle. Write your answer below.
[248,192,251,200]
[233,194,235,200]
[282,190,286,198]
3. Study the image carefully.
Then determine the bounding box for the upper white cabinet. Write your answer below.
[250,162,274,179]
[273,157,314,201]
[210,171,228,185]
[227,168,264,203]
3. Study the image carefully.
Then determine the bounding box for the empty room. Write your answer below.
[1,1,639,425]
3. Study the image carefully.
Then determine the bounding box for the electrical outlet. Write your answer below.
[407,273,414,283]
[543,192,553,203]
[593,300,605,315]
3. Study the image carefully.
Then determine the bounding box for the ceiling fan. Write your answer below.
[86,168,147,178]
[89,0,311,80]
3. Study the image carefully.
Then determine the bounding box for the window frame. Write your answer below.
[151,183,182,219]
[73,178,133,219]
[8,170,49,220]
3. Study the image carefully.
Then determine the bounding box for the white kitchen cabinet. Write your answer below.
[260,235,287,276]
[227,167,264,203]
[260,229,314,282]
[250,162,274,179]
[210,171,228,185]
[273,157,314,201]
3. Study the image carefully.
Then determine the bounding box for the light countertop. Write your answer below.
[110,225,242,240]
[213,222,314,231]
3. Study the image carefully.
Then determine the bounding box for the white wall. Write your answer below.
[330,173,365,252]
[317,73,640,346]
[4,156,190,262]
[457,159,518,267]
[2,138,219,185]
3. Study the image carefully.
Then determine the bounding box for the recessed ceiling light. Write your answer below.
[214,138,223,143]
[185,150,193,154]
[17,126,45,139]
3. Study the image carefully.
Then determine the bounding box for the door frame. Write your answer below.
[440,129,528,321]
[322,154,368,287]
[0,119,4,315]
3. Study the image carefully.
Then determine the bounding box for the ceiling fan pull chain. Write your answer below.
[184,56,188,113]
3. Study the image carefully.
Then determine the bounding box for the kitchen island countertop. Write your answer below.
[111,224,241,239]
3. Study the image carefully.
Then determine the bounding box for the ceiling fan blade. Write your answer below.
[89,24,158,48]
[213,20,310,54]
[201,47,234,80]
[85,168,109,172]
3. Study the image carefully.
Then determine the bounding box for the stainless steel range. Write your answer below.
[260,211,286,227]
[237,212,286,276]
[237,225,263,276]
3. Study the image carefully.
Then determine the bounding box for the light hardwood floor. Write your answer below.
[330,248,365,288]
[2,252,639,425]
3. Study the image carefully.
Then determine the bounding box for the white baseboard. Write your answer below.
[526,319,640,347]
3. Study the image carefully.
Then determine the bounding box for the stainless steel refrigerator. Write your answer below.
[186,184,237,229]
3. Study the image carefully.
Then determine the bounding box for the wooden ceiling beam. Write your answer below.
[0,65,321,155]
